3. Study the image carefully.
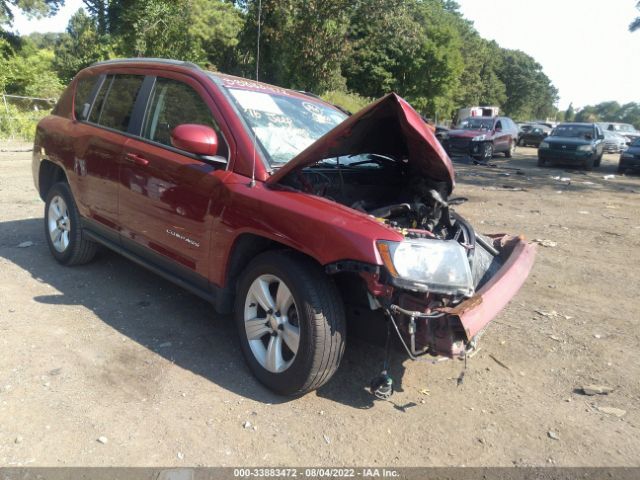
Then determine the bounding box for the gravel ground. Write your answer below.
[0,143,639,467]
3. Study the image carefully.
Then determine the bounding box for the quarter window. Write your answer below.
[88,74,145,132]
[141,77,227,158]
[74,76,98,120]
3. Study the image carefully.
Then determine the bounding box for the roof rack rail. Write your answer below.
[90,58,201,70]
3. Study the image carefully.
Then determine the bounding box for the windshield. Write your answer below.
[551,125,594,139]
[226,88,347,165]
[611,124,635,133]
[459,117,494,130]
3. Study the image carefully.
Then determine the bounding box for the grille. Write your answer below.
[551,143,577,151]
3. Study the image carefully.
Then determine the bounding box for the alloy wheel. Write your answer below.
[47,195,71,253]
[244,274,300,373]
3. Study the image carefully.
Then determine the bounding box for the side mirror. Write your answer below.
[598,134,604,140]
[171,124,218,156]
[495,127,502,132]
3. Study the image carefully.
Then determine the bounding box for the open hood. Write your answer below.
[266,93,456,194]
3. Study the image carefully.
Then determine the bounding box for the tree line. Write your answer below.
[3,0,561,123]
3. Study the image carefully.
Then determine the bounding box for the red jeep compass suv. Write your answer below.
[32,58,536,396]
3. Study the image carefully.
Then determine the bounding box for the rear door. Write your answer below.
[72,73,146,239]
[118,73,231,286]
[493,118,509,152]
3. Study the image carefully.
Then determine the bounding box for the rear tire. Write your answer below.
[235,251,346,396]
[505,140,516,158]
[44,182,97,266]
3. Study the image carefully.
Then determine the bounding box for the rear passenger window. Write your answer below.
[74,76,98,120]
[141,77,228,158]
[88,74,145,132]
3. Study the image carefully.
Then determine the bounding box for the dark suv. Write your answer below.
[537,123,604,170]
[442,116,519,161]
[33,59,535,396]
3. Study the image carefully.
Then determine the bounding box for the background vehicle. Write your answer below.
[618,138,640,173]
[442,116,519,160]
[518,124,551,147]
[538,122,605,170]
[32,58,535,397]
[598,122,640,143]
[603,130,628,153]
[456,106,500,121]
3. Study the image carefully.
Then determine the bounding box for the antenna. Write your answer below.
[250,0,262,188]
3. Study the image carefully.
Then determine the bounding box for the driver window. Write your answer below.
[142,77,228,158]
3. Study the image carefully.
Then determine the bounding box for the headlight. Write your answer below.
[577,145,594,152]
[621,152,633,159]
[377,239,474,297]
[539,141,549,149]
[472,134,487,142]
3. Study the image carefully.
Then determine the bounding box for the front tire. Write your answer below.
[482,142,494,161]
[235,251,346,396]
[537,156,546,167]
[594,152,603,167]
[44,182,97,265]
[583,155,595,171]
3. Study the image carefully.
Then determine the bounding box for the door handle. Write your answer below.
[125,152,149,166]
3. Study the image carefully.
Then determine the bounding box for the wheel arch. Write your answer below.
[216,232,324,313]
[38,160,68,201]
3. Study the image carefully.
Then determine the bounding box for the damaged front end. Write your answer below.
[268,93,536,360]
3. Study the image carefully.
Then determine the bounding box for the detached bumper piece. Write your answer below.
[387,235,536,358]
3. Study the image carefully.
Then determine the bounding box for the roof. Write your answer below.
[91,58,201,70]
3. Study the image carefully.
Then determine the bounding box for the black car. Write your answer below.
[618,138,640,173]
[518,124,551,147]
[537,123,605,170]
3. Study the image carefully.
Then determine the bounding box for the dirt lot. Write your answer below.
[1,142,639,467]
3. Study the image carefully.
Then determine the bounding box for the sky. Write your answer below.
[9,0,640,110]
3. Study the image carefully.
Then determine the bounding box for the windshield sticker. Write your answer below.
[229,89,286,116]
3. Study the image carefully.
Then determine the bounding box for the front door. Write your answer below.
[118,74,230,286]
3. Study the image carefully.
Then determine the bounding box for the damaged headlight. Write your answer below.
[377,239,474,297]
[472,134,487,142]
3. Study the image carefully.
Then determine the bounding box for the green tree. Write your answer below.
[497,49,557,119]
[53,9,111,83]
[564,102,575,121]
[342,0,463,118]
[115,0,197,59]
[238,0,349,92]
[1,0,64,26]
[1,38,63,97]
[188,0,244,71]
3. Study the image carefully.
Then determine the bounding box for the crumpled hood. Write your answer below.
[266,93,455,194]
